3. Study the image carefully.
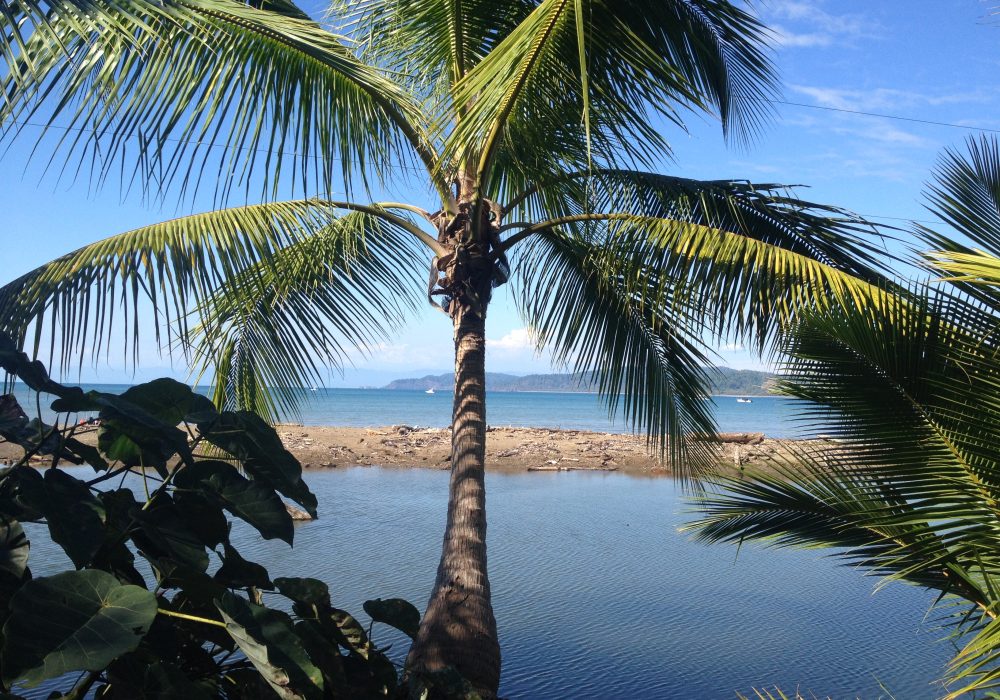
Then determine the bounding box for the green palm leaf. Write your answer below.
[1,0,437,201]
[0,200,428,386]
[514,229,719,475]
[686,284,1000,697]
[512,193,895,474]
[442,0,776,199]
[188,211,426,420]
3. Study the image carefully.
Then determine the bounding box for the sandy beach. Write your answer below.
[0,423,816,476]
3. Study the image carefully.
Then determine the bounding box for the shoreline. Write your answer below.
[271,424,811,476]
[0,424,817,476]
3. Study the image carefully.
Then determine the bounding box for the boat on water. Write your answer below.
[425,388,436,395]
[736,397,752,404]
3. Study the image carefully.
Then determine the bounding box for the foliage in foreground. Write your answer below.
[687,135,1000,699]
[0,334,466,699]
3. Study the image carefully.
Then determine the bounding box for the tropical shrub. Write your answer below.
[0,333,440,700]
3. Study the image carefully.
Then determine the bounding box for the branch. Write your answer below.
[323,200,445,257]
[500,212,634,252]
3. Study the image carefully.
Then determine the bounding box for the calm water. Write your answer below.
[23,467,952,699]
[11,384,813,438]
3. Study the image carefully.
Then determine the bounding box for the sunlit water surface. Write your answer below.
[23,467,951,699]
[13,385,814,438]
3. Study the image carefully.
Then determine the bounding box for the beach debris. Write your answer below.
[692,431,765,445]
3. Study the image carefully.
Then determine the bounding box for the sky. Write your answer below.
[3,0,1000,385]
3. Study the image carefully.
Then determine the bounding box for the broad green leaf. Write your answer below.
[132,498,211,575]
[198,412,317,517]
[173,491,230,550]
[294,620,347,690]
[96,380,209,471]
[15,469,105,568]
[216,592,324,700]
[363,598,420,639]
[1,570,156,686]
[326,608,371,659]
[175,460,294,544]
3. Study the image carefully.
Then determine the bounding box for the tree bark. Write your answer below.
[406,303,501,697]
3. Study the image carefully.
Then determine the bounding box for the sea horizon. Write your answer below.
[7,383,814,439]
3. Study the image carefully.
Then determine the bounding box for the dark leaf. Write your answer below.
[214,543,273,590]
[325,608,370,659]
[1,569,156,686]
[15,469,105,568]
[174,491,230,550]
[175,460,294,544]
[132,498,210,574]
[363,598,420,640]
[274,578,330,608]
[0,518,28,580]
[198,412,317,517]
[294,620,346,690]
[216,592,324,700]
[90,379,211,472]
[0,396,28,435]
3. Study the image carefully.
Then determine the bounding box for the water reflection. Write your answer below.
[23,466,949,699]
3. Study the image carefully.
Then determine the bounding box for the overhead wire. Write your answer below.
[6,94,994,227]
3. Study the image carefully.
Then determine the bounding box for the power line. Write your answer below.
[770,99,1000,135]
[2,118,948,227]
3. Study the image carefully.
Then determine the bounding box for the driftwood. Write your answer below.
[527,463,618,472]
[691,432,765,445]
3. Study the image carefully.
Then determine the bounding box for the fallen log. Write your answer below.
[691,432,765,445]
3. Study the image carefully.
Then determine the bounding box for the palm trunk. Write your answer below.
[406,304,501,697]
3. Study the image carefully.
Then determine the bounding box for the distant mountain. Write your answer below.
[382,367,777,395]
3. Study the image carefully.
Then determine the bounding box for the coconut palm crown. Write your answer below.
[0,0,893,694]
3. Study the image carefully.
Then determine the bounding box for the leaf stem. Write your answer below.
[158,608,227,628]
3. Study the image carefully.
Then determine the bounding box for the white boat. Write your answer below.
[425,388,436,394]
[736,397,752,404]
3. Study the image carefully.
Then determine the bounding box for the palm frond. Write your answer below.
[1,0,436,202]
[441,0,777,197]
[340,0,535,101]
[513,229,718,476]
[920,134,1000,309]
[687,282,1000,697]
[506,170,894,296]
[188,211,426,421]
[0,200,430,382]
[510,208,897,354]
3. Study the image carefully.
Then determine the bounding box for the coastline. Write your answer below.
[0,424,816,476]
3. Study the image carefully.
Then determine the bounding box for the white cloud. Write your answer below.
[764,1,878,49]
[722,343,745,352]
[789,84,988,113]
[487,327,537,351]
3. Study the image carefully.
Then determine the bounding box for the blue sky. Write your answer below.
[3,0,1000,385]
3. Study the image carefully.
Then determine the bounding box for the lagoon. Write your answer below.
[25,466,949,699]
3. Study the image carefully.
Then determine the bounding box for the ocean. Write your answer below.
[9,384,814,438]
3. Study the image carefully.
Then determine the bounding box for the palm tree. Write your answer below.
[0,1,892,694]
[687,135,1000,699]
